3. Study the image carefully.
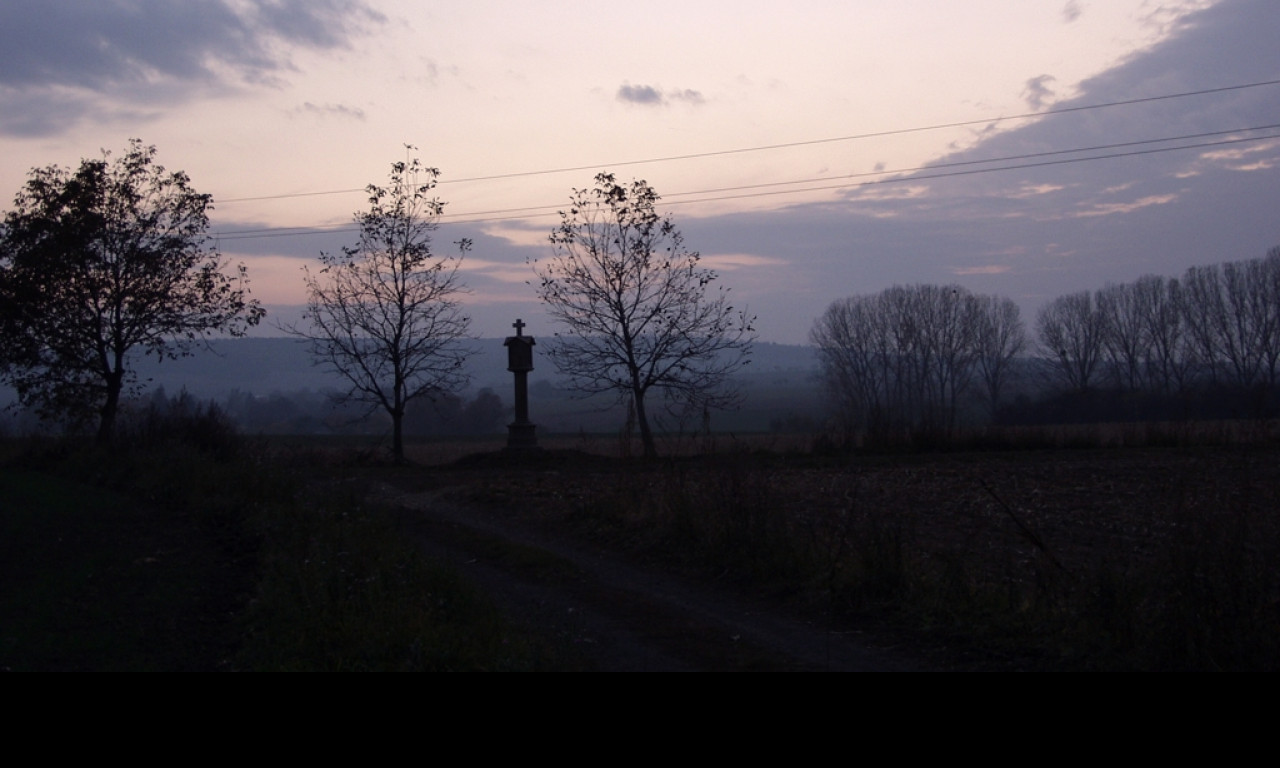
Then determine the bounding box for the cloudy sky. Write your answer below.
[1,0,1278,344]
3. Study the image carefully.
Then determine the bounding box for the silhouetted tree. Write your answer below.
[0,140,264,441]
[532,173,755,458]
[812,292,896,441]
[1097,281,1152,391]
[812,284,998,443]
[1176,250,1280,394]
[1133,274,1194,395]
[286,153,472,462]
[1036,291,1104,393]
[973,294,1026,419]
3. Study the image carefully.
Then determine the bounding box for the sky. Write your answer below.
[1,0,1278,344]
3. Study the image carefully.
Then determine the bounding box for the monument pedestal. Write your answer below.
[504,319,538,451]
[506,420,538,449]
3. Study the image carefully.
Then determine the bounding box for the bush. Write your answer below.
[121,391,243,459]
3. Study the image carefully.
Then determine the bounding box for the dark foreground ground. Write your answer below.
[5,439,1278,670]
[376,443,1280,670]
[377,471,919,671]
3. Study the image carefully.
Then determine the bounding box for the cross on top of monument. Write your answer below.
[513,318,525,337]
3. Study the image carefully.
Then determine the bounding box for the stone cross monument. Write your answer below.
[504,318,538,450]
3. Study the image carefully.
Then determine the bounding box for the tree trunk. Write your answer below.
[391,407,405,464]
[633,389,657,459]
[98,369,124,444]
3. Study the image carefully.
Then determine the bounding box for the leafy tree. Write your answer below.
[287,154,472,463]
[0,140,264,441]
[532,173,755,458]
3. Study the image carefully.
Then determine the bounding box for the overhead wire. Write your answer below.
[659,131,1280,209]
[212,124,1280,240]
[661,123,1280,199]
[435,78,1280,184]
[215,78,1280,205]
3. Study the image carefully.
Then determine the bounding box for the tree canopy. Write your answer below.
[0,140,264,440]
[532,173,754,458]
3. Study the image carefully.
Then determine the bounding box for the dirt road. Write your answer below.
[382,480,922,671]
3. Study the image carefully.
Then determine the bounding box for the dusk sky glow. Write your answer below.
[2,0,1278,343]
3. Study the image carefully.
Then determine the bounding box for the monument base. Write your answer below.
[506,420,538,450]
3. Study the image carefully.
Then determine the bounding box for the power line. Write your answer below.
[441,131,1280,223]
[215,78,1280,204]
[443,79,1280,184]
[658,131,1280,209]
[213,126,1280,239]
[656,123,1280,200]
[219,187,367,204]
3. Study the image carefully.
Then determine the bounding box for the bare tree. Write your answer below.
[1180,259,1273,390]
[813,284,1002,443]
[916,285,983,435]
[1133,274,1194,395]
[811,294,893,440]
[1096,282,1149,391]
[1262,247,1280,388]
[1180,263,1228,386]
[287,155,471,463]
[1036,291,1105,393]
[1222,254,1280,389]
[973,294,1027,419]
[532,173,755,459]
[1215,259,1265,388]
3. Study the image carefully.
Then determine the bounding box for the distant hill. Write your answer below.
[2,338,825,436]
[122,337,818,398]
